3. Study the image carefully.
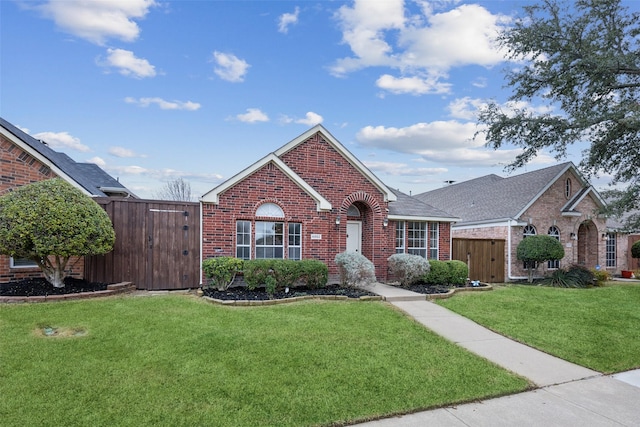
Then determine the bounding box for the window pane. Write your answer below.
[288,223,301,260]
[606,233,616,267]
[395,222,405,253]
[256,221,284,259]
[407,222,426,258]
[236,221,251,260]
[547,226,560,269]
[428,222,438,260]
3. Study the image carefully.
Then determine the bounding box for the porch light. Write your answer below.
[383,217,389,227]
[570,232,577,240]
[602,233,608,241]
[335,215,341,225]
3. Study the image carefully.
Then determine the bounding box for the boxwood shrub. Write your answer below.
[242,259,328,291]
[423,260,469,286]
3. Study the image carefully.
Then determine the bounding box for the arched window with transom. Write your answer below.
[236,203,302,260]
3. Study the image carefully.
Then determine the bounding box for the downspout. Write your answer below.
[508,219,528,281]
[199,200,203,288]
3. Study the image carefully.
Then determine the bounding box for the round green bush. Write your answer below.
[632,240,640,259]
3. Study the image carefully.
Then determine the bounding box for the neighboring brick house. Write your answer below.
[415,162,622,282]
[200,125,458,284]
[1,117,135,282]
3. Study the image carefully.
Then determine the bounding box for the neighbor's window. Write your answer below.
[288,223,302,260]
[395,221,405,254]
[428,222,439,260]
[606,233,616,267]
[10,257,38,269]
[523,224,537,269]
[236,221,252,260]
[407,221,427,258]
[547,226,560,269]
[255,221,284,259]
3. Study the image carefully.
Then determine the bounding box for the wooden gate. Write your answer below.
[452,238,505,283]
[629,235,640,271]
[85,198,200,290]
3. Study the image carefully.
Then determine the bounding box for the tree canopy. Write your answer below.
[478,0,640,230]
[0,178,115,287]
[517,235,565,282]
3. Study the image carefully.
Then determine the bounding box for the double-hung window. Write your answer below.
[236,203,302,260]
[236,221,251,260]
[606,233,616,267]
[428,222,438,259]
[255,221,284,259]
[407,222,427,258]
[395,222,405,254]
[288,223,302,260]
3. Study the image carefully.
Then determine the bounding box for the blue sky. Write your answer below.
[2,0,636,199]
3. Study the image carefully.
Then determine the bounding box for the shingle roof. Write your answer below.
[414,163,576,225]
[388,188,458,221]
[1,117,135,197]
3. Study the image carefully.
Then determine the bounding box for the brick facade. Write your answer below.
[202,130,452,283]
[0,132,84,282]
[453,169,611,281]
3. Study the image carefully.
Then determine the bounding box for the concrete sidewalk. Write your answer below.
[357,283,640,426]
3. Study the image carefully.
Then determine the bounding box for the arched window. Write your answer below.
[347,204,361,217]
[255,203,284,218]
[548,226,560,269]
[565,178,572,199]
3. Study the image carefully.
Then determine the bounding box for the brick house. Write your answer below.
[200,125,458,284]
[1,117,135,282]
[414,162,623,282]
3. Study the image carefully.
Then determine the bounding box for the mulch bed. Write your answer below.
[0,278,108,297]
[202,284,376,301]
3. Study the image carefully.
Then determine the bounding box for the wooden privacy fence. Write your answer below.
[452,238,505,283]
[85,198,200,290]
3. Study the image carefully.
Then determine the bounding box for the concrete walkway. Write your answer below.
[357,283,640,426]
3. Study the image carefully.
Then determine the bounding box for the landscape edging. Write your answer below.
[202,294,383,306]
[0,282,136,304]
[425,284,493,300]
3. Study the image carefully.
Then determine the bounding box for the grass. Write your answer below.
[0,295,529,427]
[438,283,640,374]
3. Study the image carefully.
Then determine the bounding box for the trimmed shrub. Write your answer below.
[387,253,430,287]
[243,259,329,291]
[297,259,328,289]
[202,257,244,291]
[448,260,469,286]
[334,252,376,287]
[423,260,449,285]
[517,235,565,283]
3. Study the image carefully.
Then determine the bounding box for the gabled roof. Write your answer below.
[1,117,135,197]
[274,125,397,203]
[415,162,604,226]
[200,153,332,211]
[388,188,459,222]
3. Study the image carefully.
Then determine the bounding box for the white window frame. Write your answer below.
[523,224,537,269]
[236,220,252,260]
[407,222,427,258]
[395,221,405,254]
[428,222,439,260]
[288,223,302,260]
[10,257,38,269]
[255,221,284,259]
[606,233,616,268]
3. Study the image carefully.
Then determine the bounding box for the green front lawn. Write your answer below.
[438,283,640,374]
[0,296,528,427]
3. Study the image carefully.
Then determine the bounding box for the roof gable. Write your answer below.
[200,153,332,211]
[1,117,134,197]
[274,125,397,202]
[415,162,603,225]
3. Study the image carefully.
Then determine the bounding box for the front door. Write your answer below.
[346,221,362,253]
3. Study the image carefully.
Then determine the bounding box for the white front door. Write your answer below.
[346,221,362,253]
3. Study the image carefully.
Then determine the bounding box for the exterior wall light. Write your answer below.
[335,215,341,225]
[383,217,389,227]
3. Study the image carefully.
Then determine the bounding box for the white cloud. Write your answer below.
[212,51,250,82]
[330,0,510,95]
[447,97,485,120]
[356,121,533,167]
[364,161,448,176]
[278,7,300,34]
[376,74,451,95]
[100,48,156,78]
[281,112,324,126]
[124,97,201,111]
[36,0,157,45]
[235,108,269,123]
[86,156,106,167]
[109,146,147,158]
[32,131,90,152]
